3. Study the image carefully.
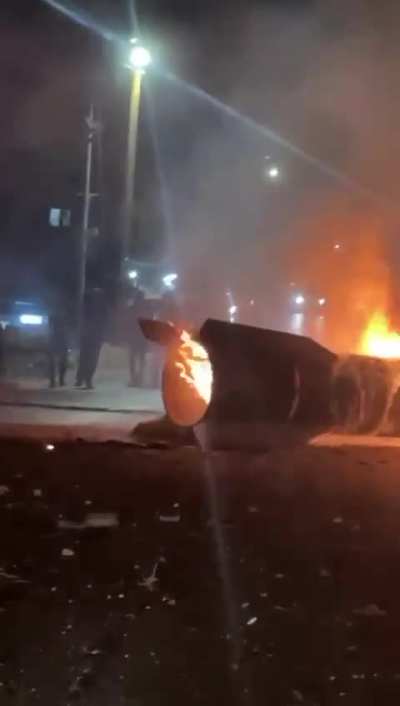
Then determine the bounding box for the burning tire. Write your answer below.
[331,355,390,433]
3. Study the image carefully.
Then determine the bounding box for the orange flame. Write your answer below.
[174,330,213,404]
[359,311,400,359]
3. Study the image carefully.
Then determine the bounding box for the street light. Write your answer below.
[121,39,152,269]
[129,45,152,71]
[267,165,280,180]
[163,273,178,288]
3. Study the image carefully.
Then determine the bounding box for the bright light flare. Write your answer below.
[129,45,152,70]
[294,295,305,306]
[359,311,400,359]
[318,297,326,306]
[128,270,138,280]
[45,443,55,452]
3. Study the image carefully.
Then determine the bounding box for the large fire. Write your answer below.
[359,312,400,359]
[175,330,213,404]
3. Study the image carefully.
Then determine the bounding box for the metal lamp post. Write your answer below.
[121,41,152,270]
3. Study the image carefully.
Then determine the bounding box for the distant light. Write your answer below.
[45,444,55,452]
[128,270,138,280]
[250,299,255,306]
[267,165,280,180]
[294,295,305,306]
[289,282,296,288]
[333,243,341,250]
[129,44,152,70]
[229,305,238,316]
[318,297,326,306]
[20,314,43,326]
[163,273,178,288]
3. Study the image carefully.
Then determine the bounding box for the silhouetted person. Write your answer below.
[48,310,69,388]
[127,288,147,387]
[76,288,107,390]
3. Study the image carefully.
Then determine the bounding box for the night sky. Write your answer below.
[2,0,400,304]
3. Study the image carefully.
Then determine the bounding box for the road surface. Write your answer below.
[1,438,400,704]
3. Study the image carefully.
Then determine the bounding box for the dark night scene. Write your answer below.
[2,0,400,703]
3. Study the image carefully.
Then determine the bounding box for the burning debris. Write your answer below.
[359,311,400,360]
[163,328,213,426]
[141,316,400,439]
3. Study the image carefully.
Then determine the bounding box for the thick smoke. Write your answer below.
[158,1,400,348]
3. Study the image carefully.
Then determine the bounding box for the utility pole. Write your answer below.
[77,105,99,335]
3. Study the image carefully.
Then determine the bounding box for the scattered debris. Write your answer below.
[0,570,30,584]
[0,486,10,497]
[259,592,268,598]
[246,616,258,626]
[275,573,285,579]
[353,603,387,617]
[159,514,181,523]
[85,513,119,528]
[333,516,344,524]
[292,689,304,702]
[33,489,43,498]
[241,602,250,609]
[61,548,75,558]
[247,506,259,513]
[138,562,159,592]
[58,513,119,530]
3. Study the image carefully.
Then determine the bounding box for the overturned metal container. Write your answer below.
[141,318,337,431]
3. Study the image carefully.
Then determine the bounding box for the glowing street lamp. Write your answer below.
[122,39,152,267]
[267,165,280,180]
[129,45,152,71]
[163,273,178,288]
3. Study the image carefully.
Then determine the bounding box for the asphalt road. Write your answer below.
[1,439,400,705]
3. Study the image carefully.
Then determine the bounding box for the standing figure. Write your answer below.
[76,288,108,389]
[48,309,69,388]
[127,288,147,387]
